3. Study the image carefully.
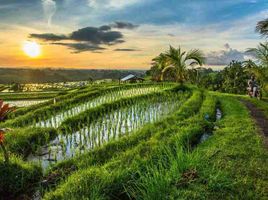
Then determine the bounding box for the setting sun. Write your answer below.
[22,41,41,58]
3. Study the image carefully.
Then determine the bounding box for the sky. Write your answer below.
[0,0,267,70]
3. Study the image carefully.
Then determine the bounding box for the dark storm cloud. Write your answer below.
[52,42,105,53]
[70,27,123,45]
[30,33,67,41]
[114,48,139,51]
[206,44,255,65]
[29,24,128,52]
[30,26,124,45]
[29,21,139,53]
[110,21,139,29]
[99,25,112,31]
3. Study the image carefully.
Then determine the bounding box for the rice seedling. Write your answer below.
[29,91,186,169]
[2,83,173,128]
[5,99,49,107]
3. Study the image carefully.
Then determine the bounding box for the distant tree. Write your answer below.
[221,61,249,94]
[10,83,23,92]
[199,71,223,91]
[87,77,93,84]
[256,18,268,37]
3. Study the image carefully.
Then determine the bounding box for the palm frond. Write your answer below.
[185,49,205,66]
[256,18,268,37]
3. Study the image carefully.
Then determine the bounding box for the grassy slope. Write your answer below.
[1,87,267,199]
[172,95,268,199]
[44,93,268,200]
[0,155,42,198]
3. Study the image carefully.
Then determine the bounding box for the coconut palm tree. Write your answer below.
[246,43,268,94]
[256,18,268,37]
[162,46,205,84]
[151,53,168,81]
[246,42,268,68]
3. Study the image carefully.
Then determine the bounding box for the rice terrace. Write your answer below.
[0,1,268,200]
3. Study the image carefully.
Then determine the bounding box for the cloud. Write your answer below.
[224,43,230,50]
[110,21,139,29]
[114,48,139,51]
[29,23,139,52]
[206,44,255,65]
[88,0,143,9]
[99,25,112,31]
[30,25,124,45]
[70,27,123,44]
[42,0,57,27]
[30,33,67,41]
[52,42,106,53]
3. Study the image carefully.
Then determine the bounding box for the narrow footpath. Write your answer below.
[241,99,268,148]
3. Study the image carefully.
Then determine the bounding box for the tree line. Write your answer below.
[147,18,268,95]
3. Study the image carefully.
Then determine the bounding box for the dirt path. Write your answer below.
[241,99,268,148]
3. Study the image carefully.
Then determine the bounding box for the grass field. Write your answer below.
[0,83,267,199]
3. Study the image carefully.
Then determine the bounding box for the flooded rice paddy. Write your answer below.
[28,93,183,169]
[35,86,170,128]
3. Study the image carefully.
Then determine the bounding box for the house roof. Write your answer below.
[121,74,136,81]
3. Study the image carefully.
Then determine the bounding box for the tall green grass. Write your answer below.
[5,127,57,157]
[0,155,42,198]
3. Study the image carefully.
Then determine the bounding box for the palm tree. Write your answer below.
[151,53,168,81]
[187,67,203,85]
[246,42,268,68]
[246,43,268,94]
[162,46,205,84]
[256,18,268,37]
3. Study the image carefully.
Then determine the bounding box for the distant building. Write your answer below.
[120,74,144,83]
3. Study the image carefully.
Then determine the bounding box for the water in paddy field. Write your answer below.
[35,86,169,128]
[216,108,222,120]
[27,94,182,169]
[6,100,48,107]
[200,108,222,143]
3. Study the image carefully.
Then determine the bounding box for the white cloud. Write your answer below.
[88,0,143,9]
[42,0,57,27]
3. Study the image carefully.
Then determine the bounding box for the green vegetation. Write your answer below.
[0,68,145,84]
[1,18,268,200]
[0,91,60,101]
[2,83,170,128]
[5,127,57,157]
[171,95,268,199]
[0,155,42,198]
[42,89,208,199]
[0,81,267,199]
[150,46,205,83]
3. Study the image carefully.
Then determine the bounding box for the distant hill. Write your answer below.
[0,68,146,84]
